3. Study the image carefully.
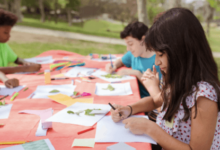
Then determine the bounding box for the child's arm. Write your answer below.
[105,58,124,74]
[0,64,41,74]
[111,95,163,122]
[15,57,42,67]
[0,71,19,88]
[122,96,218,150]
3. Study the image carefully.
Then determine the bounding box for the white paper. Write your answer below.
[92,70,135,82]
[95,116,157,144]
[95,82,133,96]
[0,85,25,96]
[0,145,24,150]
[46,102,111,126]
[65,66,97,77]
[25,56,54,64]
[35,120,48,136]
[0,104,13,119]
[107,143,136,150]
[44,139,55,150]
[32,84,76,99]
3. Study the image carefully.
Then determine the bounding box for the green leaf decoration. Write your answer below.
[102,84,115,91]
[85,109,95,116]
[67,110,74,114]
[101,74,122,79]
[0,99,6,106]
[49,89,60,93]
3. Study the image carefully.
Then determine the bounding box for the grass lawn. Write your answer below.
[207,28,220,52]
[18,16,124,39]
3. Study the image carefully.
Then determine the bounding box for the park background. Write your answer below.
[0,0,220,76]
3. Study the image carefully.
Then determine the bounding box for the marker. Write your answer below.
[10,92,19,101]
[109,54,113,68]
[51,77,69,80]
[77,127,95,135]
[108,103,121,117]
[0,95,9,100]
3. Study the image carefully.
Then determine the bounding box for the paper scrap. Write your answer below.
[0,85,25,96]
[107,143,136,150]
[25,56,54,64]
[32,84,76,99]
[95,116,156,144]
[95,82,133,96]
[46,102,110,126]
[48,94,93,106]
[65,66,97,77]
[72,139,95,148]
[0,104,13,119]
[19,108,53,129]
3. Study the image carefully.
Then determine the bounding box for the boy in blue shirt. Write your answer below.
[106,21,161,98]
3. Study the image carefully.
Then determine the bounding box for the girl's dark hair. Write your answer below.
[0,9,18,26]
[145,8,220,122]
[120,21,148,41]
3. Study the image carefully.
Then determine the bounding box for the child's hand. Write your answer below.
[5,78,19,88]
[26,64,42,72]
[105,63,116,74]
[110,104,131,122]
[141,65,160,93]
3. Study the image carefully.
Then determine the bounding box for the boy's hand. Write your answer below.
[105,63,117,74]
[25,64,42,72]
[5,78,19,88]
[23,61,37,66]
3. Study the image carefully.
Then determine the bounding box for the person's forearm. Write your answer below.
[147,123,191,150]
[130,96,162,115]
[0,71,8,82]
[113,59,124,69]
[0,66,27,74]
[14,57,25,65]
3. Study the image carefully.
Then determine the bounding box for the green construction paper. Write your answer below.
[67,109,101,116]
[85,109,95,116]
[22,139,50,150]
[73,91,78,96]
[67,110,74,114]
[49,89,60,93]
[101,74,122,79]
[72,138,95,148]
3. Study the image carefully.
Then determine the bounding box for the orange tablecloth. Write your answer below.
[0,50,152,150]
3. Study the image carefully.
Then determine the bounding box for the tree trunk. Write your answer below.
[39,0,45,23]
[54,0,58,24]
[204,3,215,36]
[4,0,8,10]
[67,8,72,26]
[137,0,148,25]
[13,0,22,22]
[164,0,181,10]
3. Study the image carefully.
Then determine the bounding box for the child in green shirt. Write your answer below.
[0,9,41,88]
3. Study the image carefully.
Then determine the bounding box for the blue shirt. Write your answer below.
[121,51,162,98]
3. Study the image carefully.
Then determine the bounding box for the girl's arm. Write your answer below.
[123,96,218,150]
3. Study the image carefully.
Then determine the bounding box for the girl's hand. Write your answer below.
[110,104,131,122]
[141,65,160,92]
[105,63,117,74]
[122,117,152,135]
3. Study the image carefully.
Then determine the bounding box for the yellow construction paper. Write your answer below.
[53,73,65,78]
[72,139,95,148]
[48,94,93,107]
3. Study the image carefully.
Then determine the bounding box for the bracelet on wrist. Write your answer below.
[127,105,133,117]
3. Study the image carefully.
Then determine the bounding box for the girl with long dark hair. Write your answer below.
[110,8,220,150]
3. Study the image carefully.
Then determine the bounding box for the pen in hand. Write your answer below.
[108,102,122,117]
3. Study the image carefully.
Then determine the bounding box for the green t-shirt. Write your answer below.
[0,43,17,67]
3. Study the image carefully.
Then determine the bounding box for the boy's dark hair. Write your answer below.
[0,9,18,26]
[120,21,148,41]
